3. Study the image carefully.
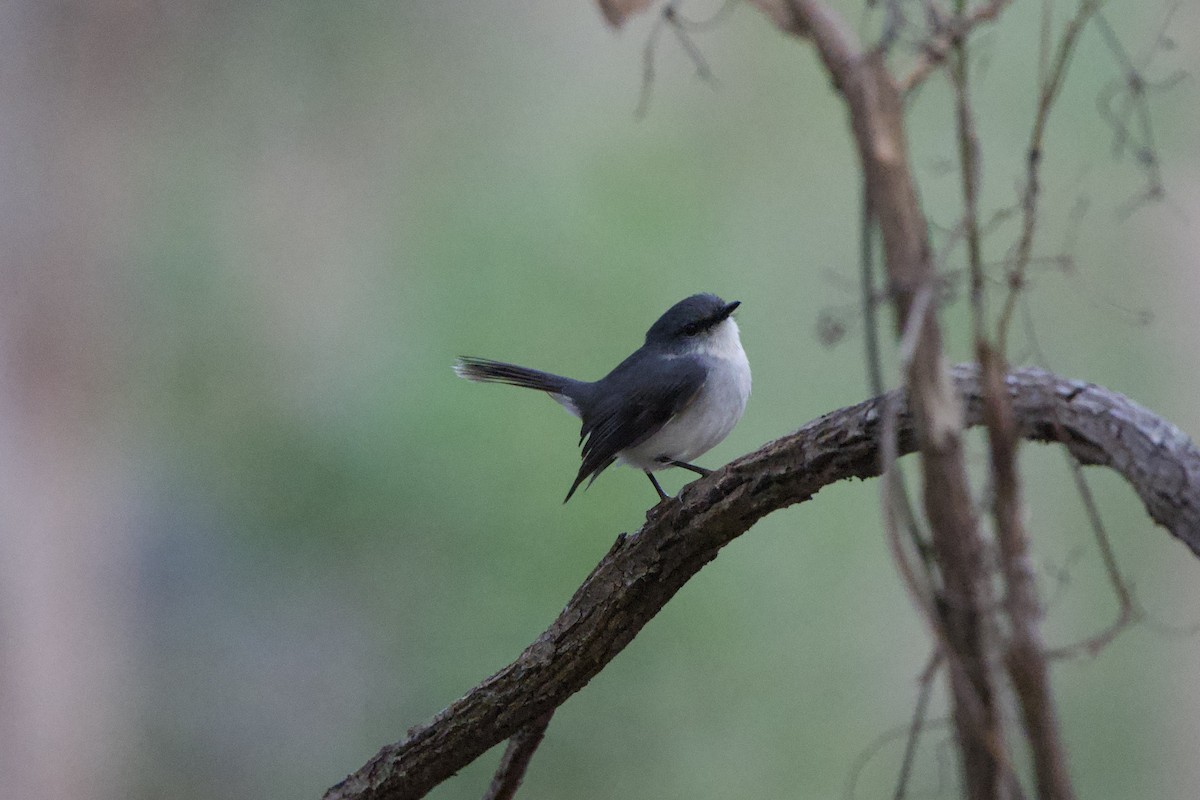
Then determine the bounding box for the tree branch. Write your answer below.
[768,2,1006,793]
[481,711,553,800]
[981,350,1075,800]
[899,0,1014,93]
[323,366,1200,800]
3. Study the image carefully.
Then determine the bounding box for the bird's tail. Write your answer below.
[453,357,575,394]
[455,356,591,500]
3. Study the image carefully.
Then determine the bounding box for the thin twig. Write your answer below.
[949,2,986,345]
[887,285,1021,799]
[1044,452,1141,659]
[996,0,1108,353]
[861,189,885,396]
[950,10,1076,792]
[893,650,944,800]
[881,287,941,625]
[635,1,724,118]
[865,182,933,581]
[1014,279,1141,662]
[982,349,1078,800]
[1093,9,1184,218]
[482,711,555,800]
[635,10,669,118]
[663,5,717,83]
[899,0,1013,93]
[844,699,953,800]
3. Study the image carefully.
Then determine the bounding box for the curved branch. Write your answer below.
[324,366,1200,800]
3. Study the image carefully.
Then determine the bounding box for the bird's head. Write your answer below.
[644,293,742,356]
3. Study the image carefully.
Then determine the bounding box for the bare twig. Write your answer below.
[996,0,1108,353]
[1044,452,1141,659]
[667,0,741,30]
[662,5,717,82]
[635,9,670,117]
[899,0,1013,93]
[868,197,936,619]
[949,5,986,344]
[980,349,1076,800]
[1012,265,1141,664]
[843,650,949,800]
[635,1,726,118]
[481,712,554,800]
[1093,10,1184,218]
[861,190,885,396]
[881,284,942,629]
[844,697,953,799]
[893,650,944,800]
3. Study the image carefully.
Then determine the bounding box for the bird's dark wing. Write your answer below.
[564,356,705,502]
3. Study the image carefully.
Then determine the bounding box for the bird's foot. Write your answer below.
[645,471,671,502]
[660,458,711,477]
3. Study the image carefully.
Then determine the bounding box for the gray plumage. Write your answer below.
[455,293,750,503]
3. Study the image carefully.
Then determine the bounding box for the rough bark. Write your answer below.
[323,366,1200,800]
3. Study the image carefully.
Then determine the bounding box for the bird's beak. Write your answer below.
[720,301,740,320]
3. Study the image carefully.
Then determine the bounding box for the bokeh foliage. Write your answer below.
[97,2,1200,798]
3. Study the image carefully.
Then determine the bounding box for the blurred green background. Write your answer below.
[2,2,1199,799]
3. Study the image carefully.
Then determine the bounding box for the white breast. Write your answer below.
[618,317,751,471]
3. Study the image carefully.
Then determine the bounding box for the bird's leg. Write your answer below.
[662,459,711,477]
[644,471,670,502]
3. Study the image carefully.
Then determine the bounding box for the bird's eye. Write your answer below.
[682,322,702,336]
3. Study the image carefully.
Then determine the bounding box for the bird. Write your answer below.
[454,293,750,503]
